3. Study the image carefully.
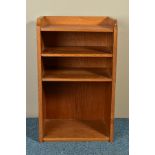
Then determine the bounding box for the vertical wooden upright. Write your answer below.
[110,22,118,142]
[36,18,43,142]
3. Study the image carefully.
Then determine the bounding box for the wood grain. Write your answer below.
[43,57,112,69]
[43,119,109,141]
[110,23,118,142]
[42,46,112,57]
[42,68,112,82]
[41,25,113,32]
[37,16,116,27]
[43,82,111,121]
[42,32,113,47]
[37,26,44,142]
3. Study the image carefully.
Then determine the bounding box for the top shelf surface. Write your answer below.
[41,25,113,32]
[37,16,117,32]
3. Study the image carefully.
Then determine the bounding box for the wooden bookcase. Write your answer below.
[36,16,117,142]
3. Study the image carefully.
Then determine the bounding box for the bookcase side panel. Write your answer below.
[37,26,44,142]
[110,24,118,142]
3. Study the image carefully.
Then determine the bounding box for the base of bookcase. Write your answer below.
[43,119,109,142]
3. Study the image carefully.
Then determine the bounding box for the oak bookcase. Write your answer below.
[36,16,117,142]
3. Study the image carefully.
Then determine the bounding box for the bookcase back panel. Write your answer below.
[42,32,113,48]
[42,57,112,69]
[43,82,111,122]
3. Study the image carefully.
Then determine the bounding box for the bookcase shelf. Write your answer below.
[41,25,113,32]
[41,46,112,57]
[44,119,109,141]
[42,68,112,82]
[37,16,117,142]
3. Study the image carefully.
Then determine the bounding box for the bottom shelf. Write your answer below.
[43,119,109,141]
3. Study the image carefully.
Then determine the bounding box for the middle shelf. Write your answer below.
[42,56,112,82]
[41,46,113,57]
[42,68,112,82]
